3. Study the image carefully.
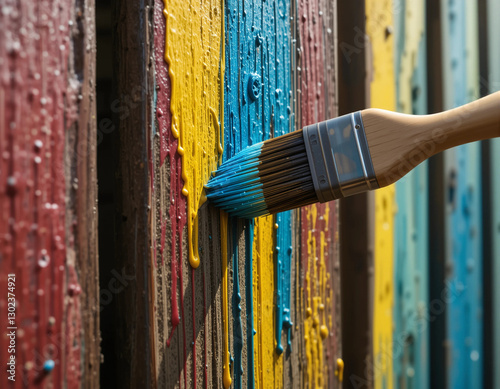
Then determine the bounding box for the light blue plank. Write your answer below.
[487,2,500,388]
[394,1,429,388]
[441,1,483,388]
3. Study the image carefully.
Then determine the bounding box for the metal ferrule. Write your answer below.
[302,111,379,203]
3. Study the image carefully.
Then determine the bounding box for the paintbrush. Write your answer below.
[205,91,500,218]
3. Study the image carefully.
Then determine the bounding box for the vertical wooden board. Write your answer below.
[337,0,374,386]
[491,139,500,389]
[296,0,342,387]
[487,2,500,388]
[224,0,295,387]
[365,1,396,388]
[441,0,483,387]
[425,1,447,387]
[153,0,225,387]
[0,0,98,387]
[113,0,156,387]
[393,1,430,388]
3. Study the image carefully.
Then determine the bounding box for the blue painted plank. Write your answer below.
[393,2,429,388]
[487,3,500,388]
[441,1,483,388]
[224,0,293,385]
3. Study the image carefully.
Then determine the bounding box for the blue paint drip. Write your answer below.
[245,219,255,389]
[231,218,243,388]
[275,211,293,354]
[43,359,55,372]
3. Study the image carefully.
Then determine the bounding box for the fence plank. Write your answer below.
[440,0,483,387]
[364,2,397,389]
[337,1,374,388]
[393,1,430,388]
[0,0,99,387]
[295,0,342,387]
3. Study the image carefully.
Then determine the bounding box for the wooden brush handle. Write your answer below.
[362,91,500,187]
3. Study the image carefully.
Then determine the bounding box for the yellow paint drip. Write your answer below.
[366,1,396,387]
[163,0,224,268]
[253,216,283,389]
[221,211,232,388]
[335,358,345,382]
[304,204,330,388]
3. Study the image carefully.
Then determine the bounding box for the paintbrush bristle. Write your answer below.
[205,130,318,218]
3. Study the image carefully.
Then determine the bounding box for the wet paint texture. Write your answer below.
[156,0,341,387]
[253,216,283,389]
[0,1,95,387]
[297,0,340,386]
[224,0,293,387]
[221,213,232,388]
[155,0,186,354]
[164,0,224,269]
[301,204,335,388]
[366,1,396,388]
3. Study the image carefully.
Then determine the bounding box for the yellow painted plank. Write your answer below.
[164,0,224,268]
[366,1,396,388]
[253,216,283,389]
[303,203,332,388]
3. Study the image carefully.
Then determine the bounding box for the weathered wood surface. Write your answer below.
[111,0,344,388]
[337,1,374,388]
[113,0,156,386]
[0,0,99,387]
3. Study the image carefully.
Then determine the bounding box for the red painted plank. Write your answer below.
[297,0,341,387]
[0,1,98,387]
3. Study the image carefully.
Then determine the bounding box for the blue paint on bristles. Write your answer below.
[205,130,318,218]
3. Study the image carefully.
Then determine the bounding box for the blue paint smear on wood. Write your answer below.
[275,211,293,354]
[443,1,483,387]
[224,0,294,384]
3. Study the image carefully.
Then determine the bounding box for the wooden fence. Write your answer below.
[1,0,499,388]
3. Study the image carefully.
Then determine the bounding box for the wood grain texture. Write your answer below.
[113,0,155,386]
[0,0,99,386]
[362,90,500,187]
[337,1,374,388]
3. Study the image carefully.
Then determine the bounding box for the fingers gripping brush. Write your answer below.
[205,91,500,218]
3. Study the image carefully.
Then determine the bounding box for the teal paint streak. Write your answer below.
[487,2,500,387]
[442,0,483,387]
[492,139,500,389]
[393,2,429,387]
[223,0,294,382]
[275,211,293,353]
